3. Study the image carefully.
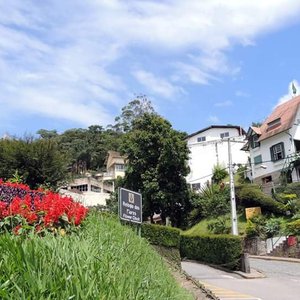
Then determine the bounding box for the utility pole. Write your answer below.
[228,139,238,235]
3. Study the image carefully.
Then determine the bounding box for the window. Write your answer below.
[270,142,285,161]
[91,185,101,193]
[262,176,272,183]
[220,132,229,139]
[197,136,206,142]
[191,183,201,191]
[267,118,281,131]
[254,155,262,165]
[250,134,260,148]
[71,184,88,192]
[115,164,125,171]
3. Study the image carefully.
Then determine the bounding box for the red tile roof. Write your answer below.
[258,95,300,141]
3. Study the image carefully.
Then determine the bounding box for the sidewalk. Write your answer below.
[250,255,300,264]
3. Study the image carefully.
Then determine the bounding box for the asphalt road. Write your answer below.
[182,258,300,300]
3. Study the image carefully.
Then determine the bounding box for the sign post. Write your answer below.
[118,188,142,235]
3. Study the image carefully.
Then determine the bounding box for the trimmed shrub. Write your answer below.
[180,233,243,270]
[141,223,181,248]
[235,185,285,215]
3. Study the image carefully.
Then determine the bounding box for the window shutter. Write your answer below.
[280,142,285,159]
[270,146,274,161]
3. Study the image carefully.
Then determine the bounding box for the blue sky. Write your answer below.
[1,0,300,137]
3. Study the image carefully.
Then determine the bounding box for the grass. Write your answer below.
[0,212,193,299]
[185,213,248,236]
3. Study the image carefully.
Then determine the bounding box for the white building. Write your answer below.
[186,125,248,190]
[60,151,126,206]
[245,95,300,192]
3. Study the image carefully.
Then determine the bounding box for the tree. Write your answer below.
[37,129,58,139]
[121,113,191,228]
[0,137,68,189]
[113,95,156,132]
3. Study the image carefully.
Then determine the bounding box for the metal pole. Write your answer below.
[228,139,239,235]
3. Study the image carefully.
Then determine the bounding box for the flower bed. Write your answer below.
[0,180,88,235]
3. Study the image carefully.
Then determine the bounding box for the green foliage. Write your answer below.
[285,219,300,236]
[245,216,282,239]
[235,184,285,215]
[264,218,282,238]
[207,217,231,234]
[141,223,181,248]
[211,164,228,184]
[112,95,156,132]
[0,212,192,299]
[285,199,300,216]
[0,138,68,189]
[275,193,298,204]
[245,220,257,238]
[180,233,243,270]
[121,113,191,228]
[191,184,230,222]
[275,182,300,198]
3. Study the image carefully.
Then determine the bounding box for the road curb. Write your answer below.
[250,255,300,264]
[182,259,266,279]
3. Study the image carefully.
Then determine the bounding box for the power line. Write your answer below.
[187,159,279,183]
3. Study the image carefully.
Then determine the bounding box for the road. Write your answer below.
[182,258,300,300]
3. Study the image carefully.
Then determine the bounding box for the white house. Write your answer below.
[60,151,126,206]
[245,95,300,192]
[186,125,248,190]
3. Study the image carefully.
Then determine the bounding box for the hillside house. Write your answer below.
[244,95,300,192]
[60,150,126,206]
[186,125,248,190]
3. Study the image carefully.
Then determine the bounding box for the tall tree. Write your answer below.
[121,113,191,228]
[113,95,156,132]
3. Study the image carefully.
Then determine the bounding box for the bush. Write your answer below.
[141,223,181,248]
[245,216,283,239]
[285,219,300,236]
[207,217,231,234]
[276,182,300,198]
[180,233,242,270]
[192,184,231,219]
[235,185,285,215]
[245,220,257,238]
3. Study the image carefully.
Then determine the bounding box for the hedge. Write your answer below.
[141,223,181,248]
[235,185,285,215]
[180,233,243,270]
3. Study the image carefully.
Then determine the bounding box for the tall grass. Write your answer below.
[0,212,193,299]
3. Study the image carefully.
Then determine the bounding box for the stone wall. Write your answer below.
[243,237,267,255]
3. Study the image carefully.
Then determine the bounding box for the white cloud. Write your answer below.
[207,115,220,123]
[214,100,233,107]
[277,80,300,106]
[1,0,300,128]
[132,70,182,98]
[235,90,250,98]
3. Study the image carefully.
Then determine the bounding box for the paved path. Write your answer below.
[182,258,300,300]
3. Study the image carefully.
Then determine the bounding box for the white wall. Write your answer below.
[186,128,248,187]
[187,127,243,145]
[250,132,291,180]
[59,189,109,207]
